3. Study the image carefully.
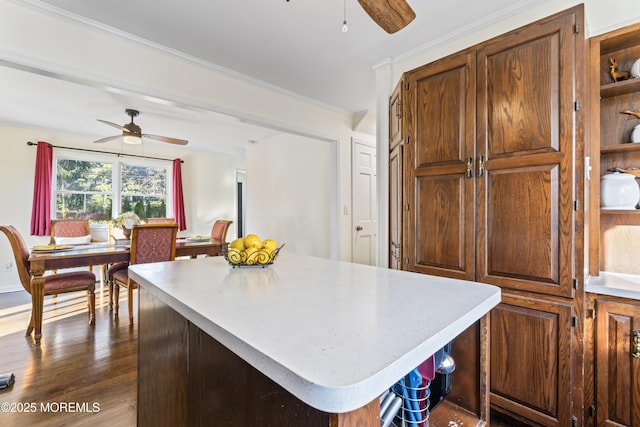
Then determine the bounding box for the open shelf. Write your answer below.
[600,208,640,215]
[601,78,640,98]
[600,142,640,154]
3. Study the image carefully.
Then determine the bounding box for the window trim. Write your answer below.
[52,148,174,220]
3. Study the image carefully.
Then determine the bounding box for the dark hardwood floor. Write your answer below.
[0,288,518,427]
[0,288,137,426]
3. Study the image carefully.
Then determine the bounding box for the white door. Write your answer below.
[352,140,377,265]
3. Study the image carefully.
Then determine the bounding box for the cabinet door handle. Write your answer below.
[633,329,640,358]
[466,157,474,178]
[477,155,485,177]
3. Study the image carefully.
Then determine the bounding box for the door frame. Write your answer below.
[235,169,246,239]
[351,137,378,265]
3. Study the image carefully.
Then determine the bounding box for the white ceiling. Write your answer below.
[0,0,545,155]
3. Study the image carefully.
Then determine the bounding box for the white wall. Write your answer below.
[246,135,333,258]
[0,124,244,293]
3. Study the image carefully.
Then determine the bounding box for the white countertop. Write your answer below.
[129,253,501,413]
[586,271,640,300]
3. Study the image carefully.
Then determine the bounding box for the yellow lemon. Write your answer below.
[244,247,259,264]
[262,239,278,252]
[243,234,262,249]
[230,238,244,251]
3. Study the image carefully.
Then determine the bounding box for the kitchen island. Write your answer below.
[129,253,501,426]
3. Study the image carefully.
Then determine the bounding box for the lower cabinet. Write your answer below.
[587,294,640,426]
[490,291,577,426]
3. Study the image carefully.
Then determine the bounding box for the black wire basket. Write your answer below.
[221,244,284,268]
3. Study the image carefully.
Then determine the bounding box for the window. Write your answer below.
[53,150,173,222]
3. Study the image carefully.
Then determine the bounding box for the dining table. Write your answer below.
[27,238,225,345]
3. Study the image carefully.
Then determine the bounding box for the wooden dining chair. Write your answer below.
[0,225,96,335]
[112,223,178,325]
[49,219,95,276]
[146,217,176,224]
[49,219,91,245]
[210,220,233,243]
[106,261,128,311]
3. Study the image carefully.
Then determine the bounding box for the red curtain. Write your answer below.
[30,141,53,236]
[172,159,187,231]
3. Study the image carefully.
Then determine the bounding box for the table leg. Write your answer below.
[29,259,46,346]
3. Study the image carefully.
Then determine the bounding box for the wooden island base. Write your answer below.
[137,288,379,426]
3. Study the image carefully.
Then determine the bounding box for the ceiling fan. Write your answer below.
[94,108,188,146]
[356,0,415,34]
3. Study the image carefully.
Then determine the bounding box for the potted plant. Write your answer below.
[113,212,141,240]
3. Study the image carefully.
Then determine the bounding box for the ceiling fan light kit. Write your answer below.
[94,108,188,146]
[123,135,142,145]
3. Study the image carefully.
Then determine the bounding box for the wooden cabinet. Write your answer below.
[586,294,640,426]
[389,77,404,151]
[398,5,585,425]
[404,48,476,281]
[389,142,403,269]
[389,77,405,269]
[475,9,581,299]
[491,292,576,425]
[404,8,581,297]
[588,23,640,276]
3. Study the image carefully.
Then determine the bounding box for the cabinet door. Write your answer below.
[476,9,580,298]
[389,78,404,150]
[405,50,476,281]
[389,143,403,269]
[490,292,575,426]
[595,299,640,426]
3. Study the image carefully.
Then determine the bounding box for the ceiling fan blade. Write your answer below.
[357,0,416,34]
[93,135,122,144]
[97,119,130,133]
[143,134,189,146]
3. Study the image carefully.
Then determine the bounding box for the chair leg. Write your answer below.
[87,289,96,325]
[128,285,134,326]
[26,313,34,336]
[108,279,114,311]
[113,283,120,317]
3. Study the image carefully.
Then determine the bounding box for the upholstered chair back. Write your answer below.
[210,220,233,243]
[130,224,178,265]
[146,218,176,224]
[50,219,91,244]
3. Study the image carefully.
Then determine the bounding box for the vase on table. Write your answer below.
[122,226,132,240]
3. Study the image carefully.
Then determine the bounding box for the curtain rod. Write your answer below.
[26,141,183,163]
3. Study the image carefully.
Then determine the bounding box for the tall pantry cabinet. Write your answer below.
[389,78,404,270]
[392,5,585,426]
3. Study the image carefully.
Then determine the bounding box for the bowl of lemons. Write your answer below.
[222,234,284,268]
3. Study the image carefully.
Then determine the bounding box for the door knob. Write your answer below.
[356,226,363,231]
